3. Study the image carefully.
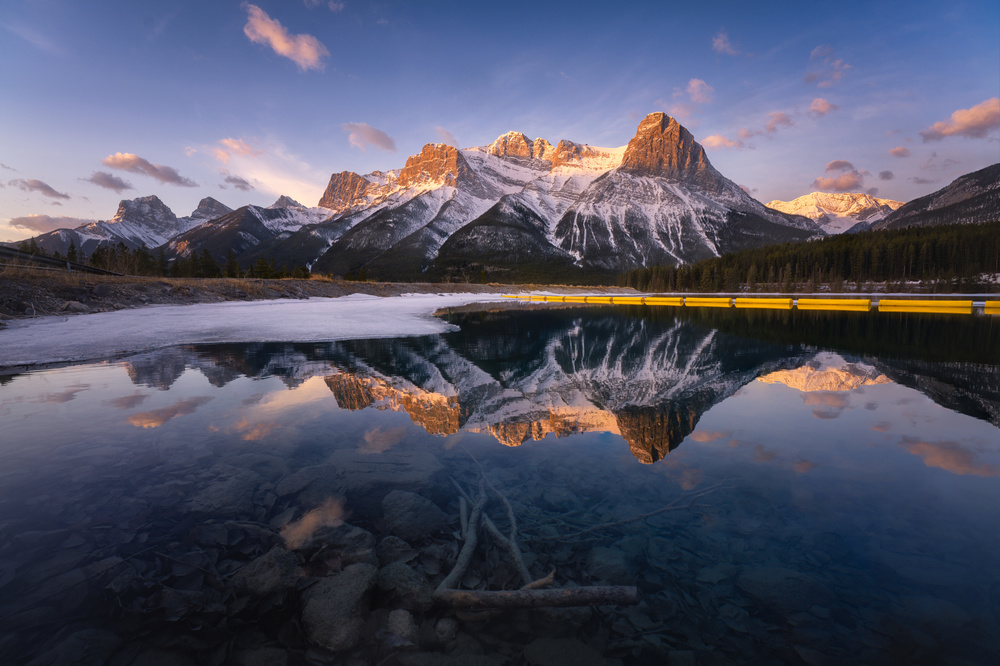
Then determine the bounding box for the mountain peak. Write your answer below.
[618,112,714,181]
[766,192,905,233]
[269,195,305,209]
[110,195,176,226]
[398,143,473,188]
[189,197,232,221]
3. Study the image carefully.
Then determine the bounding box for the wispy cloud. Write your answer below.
[809,98,838,118]
[805,44,851,88]
[712,30,740,56]
[901,436,1000,477]
[8,214,94,233]
[102,152,197,187]
[305,0,345,9]
[128,396,213,429]
[434,126,459,147]
[243,4,329,72]
[219,169,254,191]
[889,146,911,158]
[919,98,1000,142]
[1,22,64,56]
[764,111,794,135]
[82,171,134,193]
[212,137,263,164]
[702,134,742,150]
[9,178,70,200]
[686,78,714,104]
[342,122,397,151]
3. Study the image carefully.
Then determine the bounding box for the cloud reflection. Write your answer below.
[901,436,1000,477]
[803,392,850,419]
[106,393,150,410]
[281,498,348,549]
[128,396,213,428]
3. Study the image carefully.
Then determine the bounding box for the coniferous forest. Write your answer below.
[619,221,1000,293]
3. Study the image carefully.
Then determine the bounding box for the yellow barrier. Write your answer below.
[797,298,871,312]
[985,301,1000,314]
[878,299,972,314]
[528,295,548,301]
[611,296,646,304]
[501,294,519,299]
[685,297,732,308]
[563,296,589,303]
[734,297,793,310]
[644,297,684,306]
[586,296,613,304]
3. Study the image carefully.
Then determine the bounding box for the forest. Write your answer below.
[618,221,1000,293]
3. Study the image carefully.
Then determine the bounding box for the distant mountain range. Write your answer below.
[765,192,904,234]
[12,114,998,278]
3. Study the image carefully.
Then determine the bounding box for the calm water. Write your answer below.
[1,305,998,665]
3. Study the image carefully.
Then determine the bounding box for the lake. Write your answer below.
[1,303,998,665]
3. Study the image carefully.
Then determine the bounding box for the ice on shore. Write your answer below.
[0,293,505,368]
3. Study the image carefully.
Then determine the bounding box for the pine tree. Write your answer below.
[67,240,78,263]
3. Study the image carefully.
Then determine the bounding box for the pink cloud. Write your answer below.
[889,146,911,158]
[213,137,263,164]
[244,4,329,72]
[8,214,94,233]
[825,160,855,172]
[812,161,868,192]
[9,178,69,200]
[102,152,197,187]
[919,98,1000,141]
[809,98,838,117]
[434,126,459,147]
[342,122,396,151]
[765,111,794,135]
[686,78,714,104]
[82,171,134,193]
[702,134,742,150]
[901,437,1000,477]
[806,45,851,88]
[712,31,740,56]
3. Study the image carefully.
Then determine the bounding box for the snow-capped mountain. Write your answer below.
[26,196,233,256]
[299,113,823,279]
[868,163,1000,232]
[765,192,904,234]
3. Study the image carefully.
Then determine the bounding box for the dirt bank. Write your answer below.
[0,268,630,327]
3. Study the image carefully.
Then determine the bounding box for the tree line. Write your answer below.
[14,239,309,279]
[619,221,1000,293]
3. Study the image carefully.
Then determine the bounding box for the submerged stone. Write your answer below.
[382,490,449,541]
[301,563,377,652]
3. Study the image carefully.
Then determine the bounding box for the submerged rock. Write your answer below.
[377,535,418,566]
[523,637,612,666]
[376,561,435,611]
[293,522,377,567]
[233,546,301,596]
[301,563,377,652]
[382,490,449,541]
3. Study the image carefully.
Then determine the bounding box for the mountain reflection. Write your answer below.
[120,306,1000,462]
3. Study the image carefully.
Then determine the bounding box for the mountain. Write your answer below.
[163,198,334,263]
[757,352,892,391]
[24,196,232,256]
[765,192,904,234]
[284,113,823,280]
[866,163,1000,232]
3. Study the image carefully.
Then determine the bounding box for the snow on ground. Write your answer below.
[0,293,506,369]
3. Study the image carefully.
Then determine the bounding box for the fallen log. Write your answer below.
[434,585,639,609]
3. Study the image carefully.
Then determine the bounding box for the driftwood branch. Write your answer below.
[435,585,639,609]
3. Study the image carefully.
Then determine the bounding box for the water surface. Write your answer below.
[1,305,998,664]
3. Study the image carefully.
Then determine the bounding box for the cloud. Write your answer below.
[879,170,894,181]
[812,160,871,192]
[2,21,64,56]
[184,146,198,157]
[919,152,960,171]
[102,152,197,187]
[281,497,349,548]
[212,137,263,164]
[9,178,70,200]
[359,426,409,454]
[809,98,838,117]
[8,214,94,233]
[434,126,459,147]
[805,45,851,88]
[919,98,1000,142]
[901,437,1000,477]
[764,111,794,135]
[910,176,938,185]
[825,160,854,172]
[712,30,739,56]
[243,4,329,72]
[82,171,134,193]
[803,392,850,419]
[219,169,254,191]
[107,393,150,410]
[38,385,90,404]
[686,78,714,104]
[889,146,911,158]
[702,134,743,150]
[0,163,14,171]
[128,396,213,428]
[342,122,397,151]
[328,1,345,10]
[866,187,879,196]
[689,430,732,443]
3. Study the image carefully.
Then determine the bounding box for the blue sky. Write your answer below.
[2,0,998,241]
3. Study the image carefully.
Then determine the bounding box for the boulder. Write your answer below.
[376,561,435,611]
[301,563,377,652]
[382,490,449,541]
[233,546,301,596]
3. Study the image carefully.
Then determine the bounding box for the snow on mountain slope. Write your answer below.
[766,192,904,234]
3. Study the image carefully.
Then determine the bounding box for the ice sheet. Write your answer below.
[0,293,506,369]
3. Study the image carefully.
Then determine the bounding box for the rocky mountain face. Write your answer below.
[765,192,904,234]
[26,196,234,256]
[867,163,1000,232]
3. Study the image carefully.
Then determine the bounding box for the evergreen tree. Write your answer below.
[67,240,78,263]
